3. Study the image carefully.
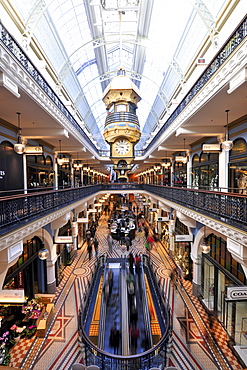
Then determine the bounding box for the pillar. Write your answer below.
[54,153,58,190]
[46,258,56,294]
[191,254,201,297]
[219,149,229,191]
[23,154,27,194]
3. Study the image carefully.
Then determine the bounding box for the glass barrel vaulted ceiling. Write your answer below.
[6,0,228,151]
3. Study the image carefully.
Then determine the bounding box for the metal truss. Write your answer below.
[191,0,218,48]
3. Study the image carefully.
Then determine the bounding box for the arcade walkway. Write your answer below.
[6,212,244,370]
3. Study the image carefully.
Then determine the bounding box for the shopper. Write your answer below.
[110,322,121,354]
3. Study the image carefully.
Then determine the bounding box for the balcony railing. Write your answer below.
[105,112,140,126]
[0,184,246,236]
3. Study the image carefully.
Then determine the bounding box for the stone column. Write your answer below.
[46,257,56,294]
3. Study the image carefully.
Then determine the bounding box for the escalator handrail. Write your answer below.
[120,258,129,355]
[98,267,109,349]
[139,261,153,347]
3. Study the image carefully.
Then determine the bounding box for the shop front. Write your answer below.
[173,161,187,187]
[173,218,193,281]
[191,152,219,190]
[0,140,24,194]
[200,234,247,347]
[27,154,54,189]
[228,138,247,193]
[3,236,47,299]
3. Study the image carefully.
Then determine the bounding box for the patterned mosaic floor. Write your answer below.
[8,211,245,370]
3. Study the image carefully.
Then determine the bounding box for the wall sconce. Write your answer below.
[38,228,49,260]
[14,112,26,154]
[200,237,211,254]
[221,110,233,151]
[200,228,210,254]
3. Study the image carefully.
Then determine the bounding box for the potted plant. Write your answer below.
[10,324,26,343]
[24,325,37,339]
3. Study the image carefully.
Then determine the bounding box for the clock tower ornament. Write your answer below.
[103,68,141,181]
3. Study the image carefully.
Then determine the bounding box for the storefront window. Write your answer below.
[191,152,219,190]
[174,219,192,280]
[229,138,247,193]
[201,257,214,310]
[173,162,187,187]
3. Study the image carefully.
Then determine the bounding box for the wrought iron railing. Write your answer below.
[143,184,247,232]
[0,185,101,234]
[145,15,247,153]
[0,184,246,235]
[0,21,98,154]
[105,112,140,126]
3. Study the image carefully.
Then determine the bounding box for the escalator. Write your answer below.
[101,261,122,354]
[127,257,152,355]
[82,255,167,361]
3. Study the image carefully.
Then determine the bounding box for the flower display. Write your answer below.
[25,325,37,338]
[21,298,44,319]
[10,325,26,338]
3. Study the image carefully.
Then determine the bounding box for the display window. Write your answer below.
[191,152,218,190]
[173,218,192,280]
[228,138,247,193]
[27,154,54,188]
[173,162,187,187]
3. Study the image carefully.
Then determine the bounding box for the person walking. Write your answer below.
[107,233,113,253]
[94,237,99,256]
[125,235,131,252]
[110,322,120,354]
[87,238,93,259]
[130,323,139,354]
[128,252,134,275]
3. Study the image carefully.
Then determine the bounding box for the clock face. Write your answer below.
[114,139,130,155]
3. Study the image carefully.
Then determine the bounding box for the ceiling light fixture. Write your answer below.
[175,138,187,163]
[221,109,233,151]
[14,112,26,154]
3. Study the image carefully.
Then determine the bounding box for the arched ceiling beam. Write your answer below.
[22,0,51,49]
[190,0,218,48]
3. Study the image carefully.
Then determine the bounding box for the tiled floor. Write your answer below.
[9,211,245,370]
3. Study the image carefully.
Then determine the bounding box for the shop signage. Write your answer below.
[0,289,25,303]
[148,208,158,212]
[143,202,151,205]
[157,217,169,221]
[25,146,43,154]
[227,287,247,301]
[202,144,221,152]
[77,217,88,223]
[175,234,193,242]
[55,236,73,243]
